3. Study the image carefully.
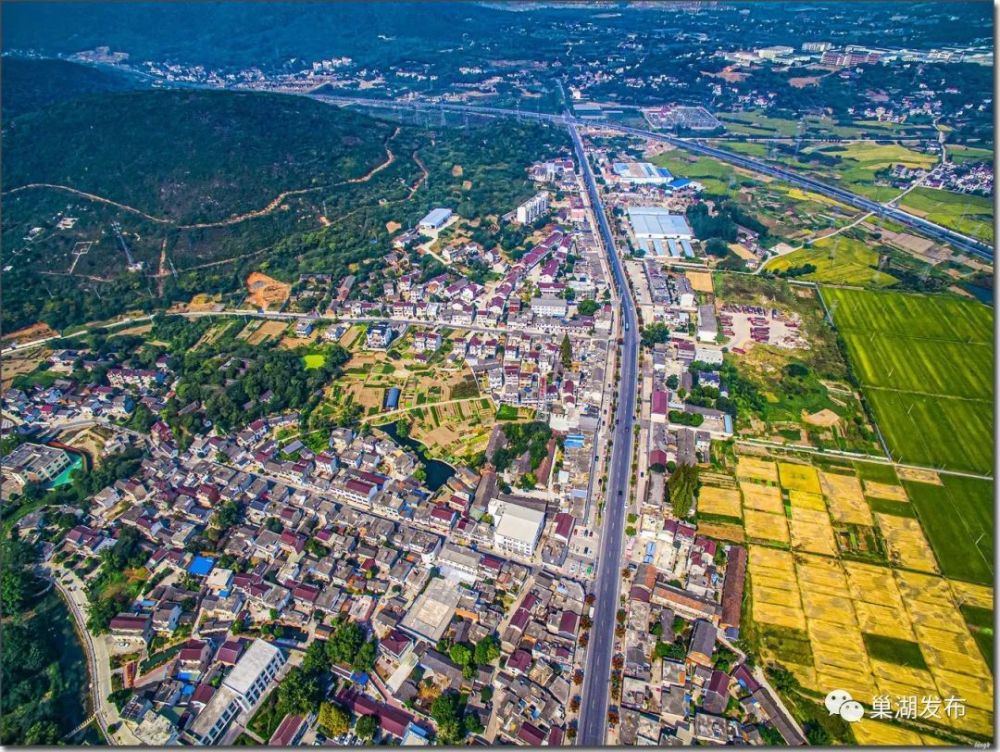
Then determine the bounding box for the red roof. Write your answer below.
[553,512,574,541]
[517,722,546,746]
[269,714,306,746]
[652,389,668,415]
[558,611,579,636]
[216,640,244,664]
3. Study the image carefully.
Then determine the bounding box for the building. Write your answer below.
[188,639,286,745]
[223,638,285,711]
[493,500,546,557]
[757,45,795,60]
[1,442,71,486]
[612,162,673,185]
[516,192,549,224]
[720,545,747,638]
[697,305,718,342]
[400,577,461,643]
[530,296,568,318]
[366,323,395,350]
[627,207,694,258]
[418,208,453,231]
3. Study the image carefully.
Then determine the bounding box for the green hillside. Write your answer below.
[3,89,395,224]
[1,57,145,121]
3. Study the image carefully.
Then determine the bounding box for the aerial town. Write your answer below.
[0,2,994,749]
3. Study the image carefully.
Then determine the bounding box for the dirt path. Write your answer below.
[3,126,403,232]
[2,183,173,224]
[407,150,429,198]
[156,239,168,296]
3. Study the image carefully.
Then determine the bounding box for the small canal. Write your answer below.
[377,421,455,491]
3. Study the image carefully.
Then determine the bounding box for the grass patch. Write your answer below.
[766,234,897,288]
[853,461,898,484]
[865,498,916,518]
[899,186,993,243]
[303,353,326,369]
[247,691,282,740]
[496,404,519,421]
[904,475,993,585]
[862,633,928,670]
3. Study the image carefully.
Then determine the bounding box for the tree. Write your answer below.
[667,462,699,517]
[705,238,731,258]
[474,635,501,665]
[805,722,831,745]
[318,702,350,737]
[430,692,467,744]
[352,639,377,673]
[355,714,378,741]
[560,334,573,368]
[449,643,473,667]
[577,299,599,316]
[326,620,366,666]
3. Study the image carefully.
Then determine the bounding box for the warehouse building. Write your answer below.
[418,208,453,230]
[627,206,695,258]
[612,162,674,185]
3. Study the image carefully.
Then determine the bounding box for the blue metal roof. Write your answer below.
[188,556,215,576]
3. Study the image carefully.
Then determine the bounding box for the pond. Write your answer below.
[377,421,455,491]
[48,454,84,488]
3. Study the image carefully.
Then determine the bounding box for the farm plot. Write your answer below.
[903,476,993,585]
[736,457,779,484]
[867,390,992,475]
[778,462,822,494]
[765,235,897,288]
[409,397,497,463]
[824,287,993,475]
[750,546,994,738]
[899,187,993,244]
[698,485,743,519]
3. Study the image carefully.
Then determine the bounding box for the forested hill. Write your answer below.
[2,88,396,224]
[1,57,146,121]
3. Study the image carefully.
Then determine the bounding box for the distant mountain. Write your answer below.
[3,88,396,224]
[1,56,145,121]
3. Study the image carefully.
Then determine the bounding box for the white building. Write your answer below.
[530,296,568,318]
[628,207,695,259]
[492,500,546,557]
[188,639,286,745]
[418,208,453,230]
[1,442,71,486]
[697,304,719,343]
[516,192,549,224]
[437,544,481,585]
[612,162,673,185]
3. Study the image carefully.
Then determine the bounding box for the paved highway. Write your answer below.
[315,94,993,261]
[569,122,640,747]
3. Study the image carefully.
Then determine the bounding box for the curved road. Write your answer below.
[569,123,640,747]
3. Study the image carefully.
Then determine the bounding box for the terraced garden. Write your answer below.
[823,287,994,475]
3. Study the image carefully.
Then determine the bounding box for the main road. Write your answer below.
[314,94,993,261]
[568,122,640,746]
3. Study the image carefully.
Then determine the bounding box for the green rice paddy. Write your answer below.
[823,287,993,475]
